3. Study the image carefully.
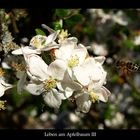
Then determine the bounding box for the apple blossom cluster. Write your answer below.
[0,27,111,113]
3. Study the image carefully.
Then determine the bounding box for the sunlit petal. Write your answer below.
[43,89,62,108]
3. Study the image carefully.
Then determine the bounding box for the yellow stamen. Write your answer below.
[89,91,99,103]
[30,36,46,48]
[58,29,70,42]
[43,76,57,91]
[0,68,5,76]
[0,100,6,110]
[68,55,79,68]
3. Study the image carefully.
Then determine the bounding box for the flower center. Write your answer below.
[30,36,46,48]
[58,29,70,42]
[89,91,99,103]
[0,100,6,110]
[0,68,5,76]
[43,76,57,91]
[68,55,79,68]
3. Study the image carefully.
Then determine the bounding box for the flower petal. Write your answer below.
[75,92,92,113]
[0,86,6,97]
[43,89,62,108]
[96,86,111,102]
[73,44,88,65]
[0,78,13,97]
[45,30,60,45]
[58,71,82,94]
[55,37,77,60]
[24,53,49,81]
[47,59,67,80]
[94,56,106,64]
[12,46,40,55]
[25,83,43,95]
[73,66,90,86]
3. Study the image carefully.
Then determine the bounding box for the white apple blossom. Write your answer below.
[22,51,76,108]
[72,56,111,113]
[73,56,107,89]
[29,31,60,51]
[10,25,111,112]
[74,86,111,113]
[12,30,60,55]
[55,37,88,77]
[24,61,65,108]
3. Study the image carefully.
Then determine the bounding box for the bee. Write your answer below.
[116,59,140,76]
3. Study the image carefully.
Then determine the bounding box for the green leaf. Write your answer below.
[55,9,69,18]
[35,28,46,35]
[69,14,83,22]
[53,21,62,30]
[65,14,83,27]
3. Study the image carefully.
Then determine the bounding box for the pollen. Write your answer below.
[58,29,70,42]
[68,55,79,68]
[43,76,57,91]
[89,91,99,103]
[30,36,46,48]
[0,100,6,110]
[0,68,5,76]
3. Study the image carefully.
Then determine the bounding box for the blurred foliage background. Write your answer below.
[1,9,140,129]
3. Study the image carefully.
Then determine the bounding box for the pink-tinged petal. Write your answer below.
[24,83,43,95]
[43,89,62,108]
[47,59,67,80]
[96,86,111,102]
[75,93,92,113]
